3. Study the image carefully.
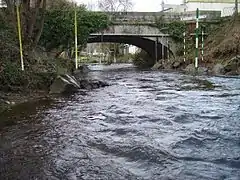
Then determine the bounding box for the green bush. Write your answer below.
[0,61,28,91]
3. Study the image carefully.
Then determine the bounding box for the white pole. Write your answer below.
[195,8,199,69]
[16,3,24,71]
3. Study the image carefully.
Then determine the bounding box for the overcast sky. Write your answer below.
[75,0,183,11]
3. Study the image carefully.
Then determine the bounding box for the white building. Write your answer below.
[0,0,4,7]
[185,0,239,17]
[162,0,239,17]
[162,2,186,13]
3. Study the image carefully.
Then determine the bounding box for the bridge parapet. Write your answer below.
[104,10,221,24]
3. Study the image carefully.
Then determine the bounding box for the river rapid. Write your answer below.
[0,64,240,180]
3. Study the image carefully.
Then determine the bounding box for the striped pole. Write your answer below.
[183,32,186,62]
[16,4,24,71]
[201,28,204,62]
[195,8,199,69]
[74,5,78,69]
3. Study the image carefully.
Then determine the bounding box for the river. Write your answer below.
[0,64,240,180]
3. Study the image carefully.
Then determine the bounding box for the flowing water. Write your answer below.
[0,65,240,180]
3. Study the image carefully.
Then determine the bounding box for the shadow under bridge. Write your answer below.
[88,34,171,61]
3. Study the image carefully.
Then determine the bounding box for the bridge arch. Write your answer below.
[87,35,169,61]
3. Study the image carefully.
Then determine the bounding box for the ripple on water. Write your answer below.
[0,68,240,180]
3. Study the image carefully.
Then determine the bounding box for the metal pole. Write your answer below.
[74,5,78,69]
[195,8,199,69]
[155,37,158,63]
[183,32,186,62]
[16,4,24,71]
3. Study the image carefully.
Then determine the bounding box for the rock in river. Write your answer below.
[50,74,109,94]
[50,74,80,94]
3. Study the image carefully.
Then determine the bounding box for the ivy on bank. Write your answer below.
[40,6,110,52]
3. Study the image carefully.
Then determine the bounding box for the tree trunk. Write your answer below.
[32,0,46,48]
[22,0,31,43]
[28,0,42,39]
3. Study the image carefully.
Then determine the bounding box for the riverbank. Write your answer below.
[152,55,240,76]
[152,15,240,75]
[0,50,75,115]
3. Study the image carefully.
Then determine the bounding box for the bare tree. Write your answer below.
[98,0,133,63]
[98,0,133,12]
[3,0,47,49]
[46,0,74,9]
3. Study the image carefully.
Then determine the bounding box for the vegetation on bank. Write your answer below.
[0,0,109,95]
[134,14,239,73]
[132,51,155,68]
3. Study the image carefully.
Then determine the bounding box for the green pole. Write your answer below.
[195,8,199,69]
[16,4,24,71]
[74,5,78,69]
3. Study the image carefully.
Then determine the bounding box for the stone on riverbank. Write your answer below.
[224,56,240,75]
[50,74,80,94]
[78,64,91,73]
[172,61,182,69]
[212,63,225,75]
[80,79,109,90]
[152,62,163,70]
[184,64,196,74]
[50,74,109,94]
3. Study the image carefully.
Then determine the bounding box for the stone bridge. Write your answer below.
[88,33,170,61]
[88,11,221,61]
[89,23,172,61]
[88,12,173,61]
